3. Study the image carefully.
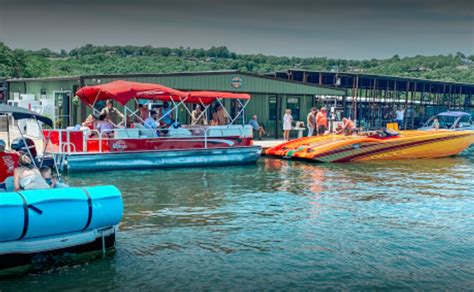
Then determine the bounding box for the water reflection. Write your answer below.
[2,157,473,290]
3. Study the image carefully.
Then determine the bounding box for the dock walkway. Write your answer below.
[254,139,285,151]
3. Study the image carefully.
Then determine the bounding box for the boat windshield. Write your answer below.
[425,114,472,129]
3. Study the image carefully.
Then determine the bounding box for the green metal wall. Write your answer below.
[82,73,344,96]
[7,72,345,137]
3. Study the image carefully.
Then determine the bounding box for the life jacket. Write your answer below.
[316,112,327,126]
[0,152,19,183]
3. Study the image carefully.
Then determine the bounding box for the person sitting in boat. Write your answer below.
[95,113,115,138]
[137,104,150,123]
[39,166,69,188]
[191,105,207,125]
[0,139,19,191]
[144,110,159,129]
[82,114,96,129]
[39,166,57,188]
[213,104,228,125]
[14,153,50,191]
[432,118,440,130]
[101,99,124,126]
[158,102,174,127]
[249,115,266,140]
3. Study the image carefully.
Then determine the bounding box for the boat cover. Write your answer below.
[0,185,122,242]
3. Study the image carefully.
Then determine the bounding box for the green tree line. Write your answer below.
[1,43,473,83]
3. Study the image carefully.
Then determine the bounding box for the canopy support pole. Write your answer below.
[229,99,249,125]
[155,96,188,125]
[216,98,233,125]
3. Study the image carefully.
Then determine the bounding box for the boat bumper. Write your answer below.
[64,146,262,172]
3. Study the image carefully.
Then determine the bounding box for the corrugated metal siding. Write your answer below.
[82,73,345,96]
[7,72,345,134]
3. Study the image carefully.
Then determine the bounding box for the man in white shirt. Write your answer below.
[144,110,159,129]
[395,107,406,130]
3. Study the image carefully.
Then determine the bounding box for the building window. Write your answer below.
[287,97,300,120]
[269,96,277,120]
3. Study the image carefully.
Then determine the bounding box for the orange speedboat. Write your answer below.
[265,130,474,162]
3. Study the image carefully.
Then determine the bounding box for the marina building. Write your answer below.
[2,70,474,137]
[3,71,345,138]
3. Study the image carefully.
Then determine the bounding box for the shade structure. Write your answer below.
[186,91,251,105]
[438,111,470,117]
[0,104,53,127]
[76,80,188,106]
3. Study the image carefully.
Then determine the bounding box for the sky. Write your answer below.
[0,0,473,59]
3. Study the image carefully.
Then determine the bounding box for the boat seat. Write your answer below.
[168,127,192,137]
[132,123,157,138]
[114,128,140,139]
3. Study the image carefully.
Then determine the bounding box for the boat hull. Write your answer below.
[266,131,474,162]
[0,227,116,277]
[64,146,262,172]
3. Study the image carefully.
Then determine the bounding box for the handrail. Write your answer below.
[46,125,252,154]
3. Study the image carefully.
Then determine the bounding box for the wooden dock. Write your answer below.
[254,139,285,151]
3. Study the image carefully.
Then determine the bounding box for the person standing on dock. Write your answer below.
[316,107,328,135]
[306,107,317,136]
[283,109,293,140]
[395,106,406,130]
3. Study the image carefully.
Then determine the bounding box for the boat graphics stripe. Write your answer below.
[327,133,473,162]
[309,140,378,159]
[82,188,93,231]
[17,192,29,241]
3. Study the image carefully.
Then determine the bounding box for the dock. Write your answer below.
[254,139,285,151]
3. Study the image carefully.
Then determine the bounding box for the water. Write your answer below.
[2,157,474,290]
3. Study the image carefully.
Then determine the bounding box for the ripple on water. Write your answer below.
[1,157,473,290]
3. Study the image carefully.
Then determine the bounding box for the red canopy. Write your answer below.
[186,91,251,105]
[76,81,252,106]
[76,80,188,106]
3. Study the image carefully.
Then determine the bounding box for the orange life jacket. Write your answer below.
[316,112,327,126]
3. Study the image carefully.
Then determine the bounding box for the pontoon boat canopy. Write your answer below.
[187,91,251,105]
[76,81,252,107]
[0,104,53,127]
[76,80,188,106]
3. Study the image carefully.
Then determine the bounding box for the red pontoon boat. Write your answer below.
[43,80,261,172]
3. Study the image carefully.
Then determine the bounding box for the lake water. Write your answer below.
[1,156,473,290]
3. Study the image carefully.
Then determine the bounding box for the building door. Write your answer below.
[281,96,301,140]
[53,91,72,128]
[268,95,279,138]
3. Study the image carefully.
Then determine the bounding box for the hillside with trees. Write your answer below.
[1,43,473,83]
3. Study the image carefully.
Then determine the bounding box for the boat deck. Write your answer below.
[254,139,286,152]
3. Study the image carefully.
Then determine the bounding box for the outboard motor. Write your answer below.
[11,137,37,158]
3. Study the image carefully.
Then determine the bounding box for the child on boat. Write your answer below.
[40,166,69,188]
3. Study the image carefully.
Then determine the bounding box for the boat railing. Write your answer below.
[45,125,252,155]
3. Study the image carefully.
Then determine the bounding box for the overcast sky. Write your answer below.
[0,0,472,59]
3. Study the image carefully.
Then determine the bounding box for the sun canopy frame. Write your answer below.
[76,81,252,108]
[0,104,53,127]
[76,80,189,107]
